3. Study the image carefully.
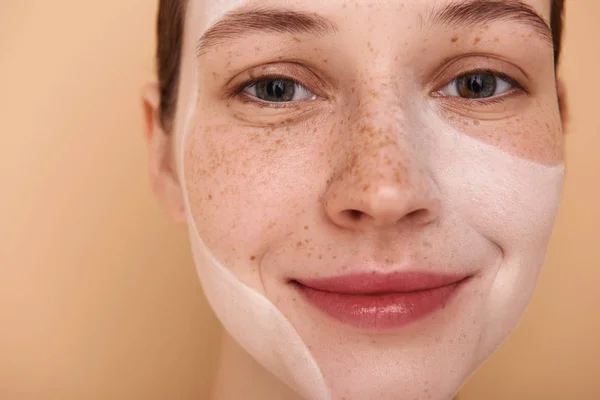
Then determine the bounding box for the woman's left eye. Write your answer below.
[243,78,317,103]
[438,72,516,99]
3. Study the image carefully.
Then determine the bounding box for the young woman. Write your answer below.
[142,1,567,399]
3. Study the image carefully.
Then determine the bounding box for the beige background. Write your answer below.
[0,1,598,399]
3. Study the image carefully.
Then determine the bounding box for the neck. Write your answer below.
[209,332,305,400]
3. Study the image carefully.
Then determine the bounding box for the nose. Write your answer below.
[323,121,441,232]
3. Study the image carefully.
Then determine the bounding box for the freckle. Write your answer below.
[474,37,481,45]
[208,193,213,200]
[451,36,458,43]
[494,36,500,42]
[323,58,328,63]
[250,256,256,261]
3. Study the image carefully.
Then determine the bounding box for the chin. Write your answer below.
[274,271,505,400]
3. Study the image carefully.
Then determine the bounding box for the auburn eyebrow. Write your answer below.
[196,7,339,57]
[429,0,553,44]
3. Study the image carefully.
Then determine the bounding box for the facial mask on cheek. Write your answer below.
[428,118,565,357]
[177,57,331,400]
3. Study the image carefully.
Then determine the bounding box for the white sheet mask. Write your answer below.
[176,3,565,399]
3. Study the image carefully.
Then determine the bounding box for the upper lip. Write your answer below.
[294,271,470,295]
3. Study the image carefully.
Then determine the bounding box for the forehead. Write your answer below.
[187,0,552,37]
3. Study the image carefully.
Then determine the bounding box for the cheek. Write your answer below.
[181,117,335,262]
[442,104,563,166]
[429,119,565,362]
[183,123,263,255]
[430,110,565,255]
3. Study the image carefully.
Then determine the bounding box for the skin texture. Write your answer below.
[143,0,566,399]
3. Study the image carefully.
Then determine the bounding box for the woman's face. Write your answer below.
[156,0,565,398]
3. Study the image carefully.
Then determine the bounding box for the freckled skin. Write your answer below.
[146,0,564,399]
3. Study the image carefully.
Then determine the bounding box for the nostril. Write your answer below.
[407,209,424,219]
[406,208,432,223]
[345,209,363,221]
[343,208,428,224]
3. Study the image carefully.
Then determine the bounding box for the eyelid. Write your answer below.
[223,62,332,102]
[427,55,530,93]
[435,68,526,94]
[245,78,318,104]
[226,74,313,101]
[436,69,527,98]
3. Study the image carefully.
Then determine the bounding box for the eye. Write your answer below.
[243,78,317,103]
[439,71,517,99]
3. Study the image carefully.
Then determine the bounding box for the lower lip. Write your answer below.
[295,279,467,330]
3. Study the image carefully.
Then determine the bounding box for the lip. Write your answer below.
[293,271,471,330]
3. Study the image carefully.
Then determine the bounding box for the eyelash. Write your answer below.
[224,74,308,104]
[438,68,528,104]
[226,69,527,106]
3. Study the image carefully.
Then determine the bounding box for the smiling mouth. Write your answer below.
[292,271,472,330]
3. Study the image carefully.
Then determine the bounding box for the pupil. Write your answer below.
[255,79,295,102]
[468,76,484,93]
[269,81,285,98]
[457,73,496,98]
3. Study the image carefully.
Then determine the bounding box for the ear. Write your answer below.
[556,78,569,132]
[142,84,186,224]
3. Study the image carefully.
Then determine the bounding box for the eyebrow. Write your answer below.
[196,7,339,57]
[430,0,552,44]
[196,0,553,57]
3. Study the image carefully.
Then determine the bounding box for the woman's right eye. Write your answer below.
[243,79,317,103]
